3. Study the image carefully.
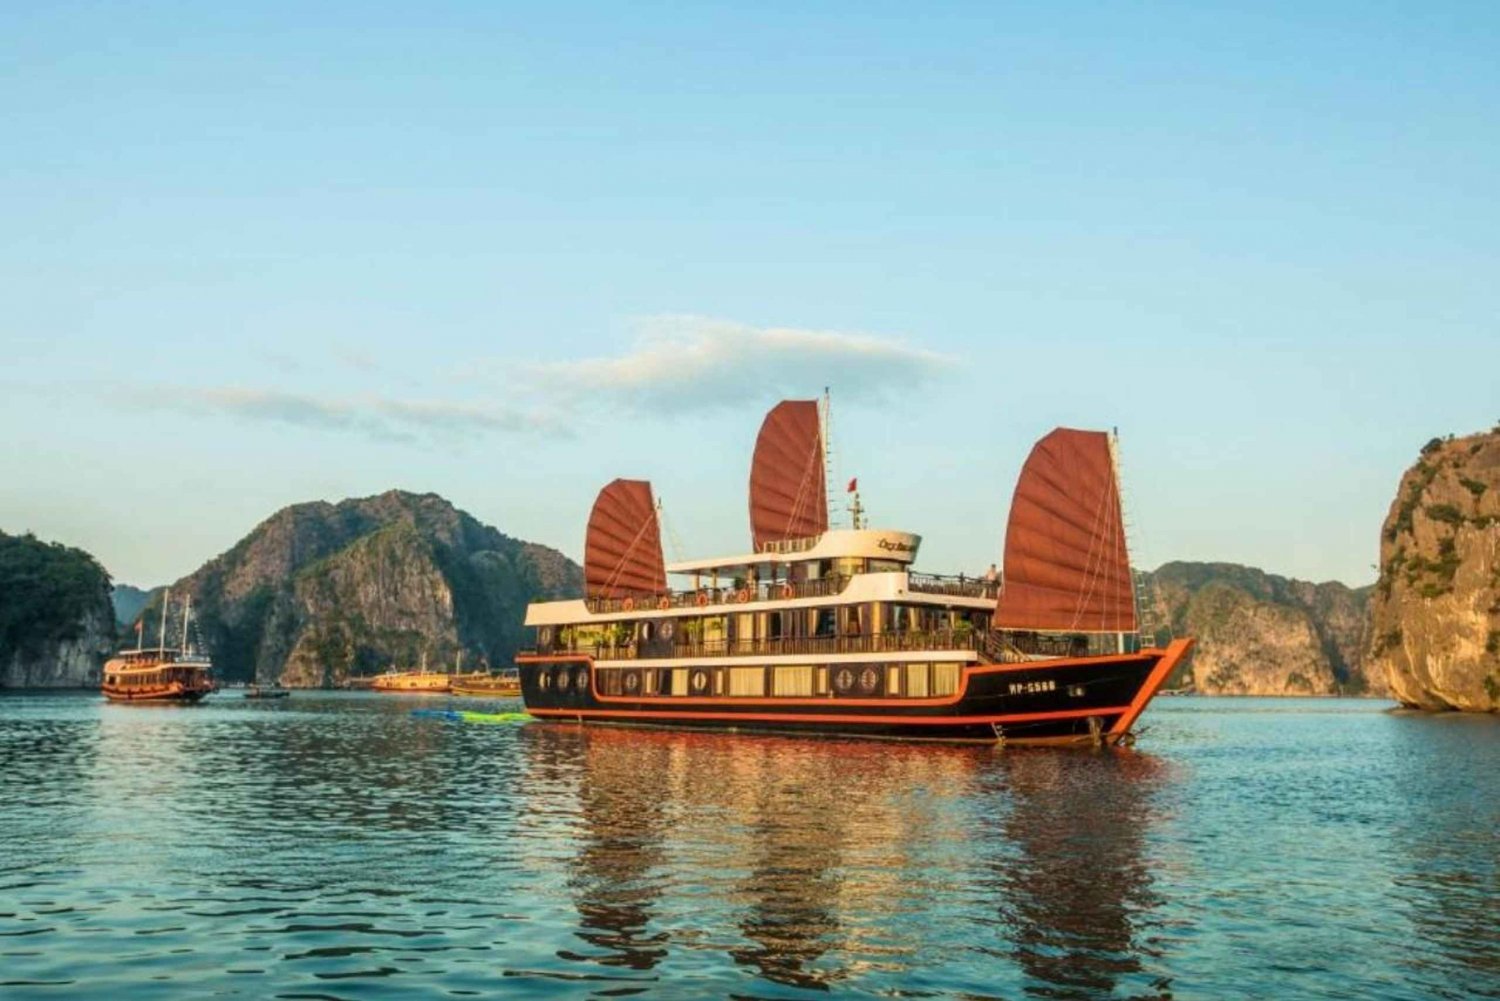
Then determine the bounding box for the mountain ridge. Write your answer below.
[136,490,582,686]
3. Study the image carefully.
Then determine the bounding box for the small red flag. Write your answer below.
[846,477,858,493]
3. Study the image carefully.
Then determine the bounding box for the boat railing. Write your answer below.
[584,573,851,615]
[757,534,823,556]
[906,572,999,600]
[568,627,980,662]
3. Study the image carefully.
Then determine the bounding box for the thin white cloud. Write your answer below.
[534,315,952,413]
[121,386,562,444]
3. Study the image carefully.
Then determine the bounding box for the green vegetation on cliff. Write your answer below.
[1144,561,1376,695]
[1369,427,1500,712]
[136,491,582,686]
[0,531,114,660]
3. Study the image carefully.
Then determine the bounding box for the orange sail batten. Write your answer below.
[992,428,1136,633]
[749,400,828,550]
[585,478,667,599]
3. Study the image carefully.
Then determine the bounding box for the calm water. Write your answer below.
[0,693,1495,1000]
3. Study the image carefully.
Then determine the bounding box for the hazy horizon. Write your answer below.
[4,3,1497,588]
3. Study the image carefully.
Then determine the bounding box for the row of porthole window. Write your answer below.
[536,664,590,694]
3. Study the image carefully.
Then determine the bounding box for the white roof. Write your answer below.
[665,528,921,575]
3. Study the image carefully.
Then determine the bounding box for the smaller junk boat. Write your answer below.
[372,651,453,693]
[451,669,522,698]
[103,591,215,703]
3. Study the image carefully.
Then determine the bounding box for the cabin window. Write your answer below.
[833,557,865,578]
[727,667,765,697]
[839,605,866,638]
[886,666,901,695]
[904,664,930,697]
[772,665,814,697]
[932,663,961,696]
[869,559,903,574]
[671,668,689,696]
[568,624,607,650]
[814,608,836,638]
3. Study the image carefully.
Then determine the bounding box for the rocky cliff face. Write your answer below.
[111,584,154,628]
[1145,562,1378,696]
[1367,430,1500,712]
[0,532,116,687]
[139,491,582,687]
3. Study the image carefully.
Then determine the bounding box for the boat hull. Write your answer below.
[515,639,1193,745]
[102,683,213,703]
[451,683,522,698]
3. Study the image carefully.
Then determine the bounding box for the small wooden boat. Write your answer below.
[104,591,214,703]
[244,684,291,699]
[450,670,522,697]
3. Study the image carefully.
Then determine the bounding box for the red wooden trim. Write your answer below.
[525,705,1132,727]
[517,649,1157,709]
[1108,637,1194,735]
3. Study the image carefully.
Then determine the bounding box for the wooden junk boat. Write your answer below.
[516,399,1193,746]
[451,670,522,698]
[372,653,453,693]
[103,592,215,703]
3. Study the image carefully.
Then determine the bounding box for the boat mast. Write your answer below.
[1107,427,1137,654]
[158,588,171,657]
[821,386,834,528]
[180,595,192,656]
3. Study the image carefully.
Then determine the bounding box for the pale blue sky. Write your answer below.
[2,2,1496,588]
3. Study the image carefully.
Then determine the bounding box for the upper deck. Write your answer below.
[525,528,998,627]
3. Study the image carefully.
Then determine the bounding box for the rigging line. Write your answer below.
[1067,465,1115,630]
[1069,467,1125,631]
[1076,445,1134,633]
[782,434,825,540]
[600,504,660,595]
[658,498,686,566]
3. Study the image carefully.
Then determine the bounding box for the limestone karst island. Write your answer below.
[8,429,1498,712]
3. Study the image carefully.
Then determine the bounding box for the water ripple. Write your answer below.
[0,691,1496,998]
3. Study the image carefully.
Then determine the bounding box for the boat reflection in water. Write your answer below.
[516,724,1171,997]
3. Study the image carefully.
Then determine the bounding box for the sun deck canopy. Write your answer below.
[665,529,920,577]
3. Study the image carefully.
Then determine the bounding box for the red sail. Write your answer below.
[992,428,1136,633]
[585,479,667,599]
[749,400,828,550]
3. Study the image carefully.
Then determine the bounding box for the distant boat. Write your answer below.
[244,683,290,700]
[451,669,522,698]
[103,591,215,703]
[372,651,452,693]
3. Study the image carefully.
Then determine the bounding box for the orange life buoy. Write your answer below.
[622,597,635,612]
[736,588,749,603]
[658,596,670,611]
[695,592,709,607]
[780,583,796,600]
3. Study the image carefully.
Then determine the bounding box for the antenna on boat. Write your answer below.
[158,588,171,657]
